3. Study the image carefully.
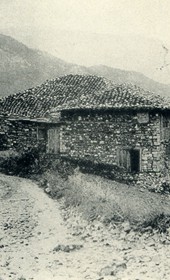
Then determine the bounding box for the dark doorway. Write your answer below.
[130,149,140,172]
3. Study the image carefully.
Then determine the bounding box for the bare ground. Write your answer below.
[0,173,170,280]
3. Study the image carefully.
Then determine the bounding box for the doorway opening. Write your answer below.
[130,149,140,172]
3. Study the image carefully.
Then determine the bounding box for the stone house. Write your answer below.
[1,74,170,182]
[49,77,170,181]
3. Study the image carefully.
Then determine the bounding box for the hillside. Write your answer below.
[0,34,86,97]
[6,29,170,84]
[0,34,170,98]
[88,65,170,98]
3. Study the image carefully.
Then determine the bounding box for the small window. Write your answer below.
[137,112,149,124]
[37,128,47,141]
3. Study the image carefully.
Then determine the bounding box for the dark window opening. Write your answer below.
[130,149,140,172]
[38,128,47,141]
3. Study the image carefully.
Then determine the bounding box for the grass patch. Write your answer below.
[40,168,170,231]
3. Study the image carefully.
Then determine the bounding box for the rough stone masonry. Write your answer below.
[59,109,169,182]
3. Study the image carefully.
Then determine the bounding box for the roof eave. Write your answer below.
[51,105,170,113]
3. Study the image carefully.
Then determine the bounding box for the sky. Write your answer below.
[0,0,170,83]
[1,0,170,44]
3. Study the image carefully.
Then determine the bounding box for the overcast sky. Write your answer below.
[0,0,170,44]
[0,0,170,84]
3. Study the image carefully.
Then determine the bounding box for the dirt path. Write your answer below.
[0,174,83,280]
[0,173,170,280]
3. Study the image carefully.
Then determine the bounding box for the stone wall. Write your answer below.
[1,109,169,179]
[161,113,170,175]
[8,120,39,151]
[60,110,164,174]
[0,118,48,153]
[0,116,11,150]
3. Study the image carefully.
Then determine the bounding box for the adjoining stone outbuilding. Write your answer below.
[0,114,61,154]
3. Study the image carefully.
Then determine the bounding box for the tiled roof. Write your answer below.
[0,74,169,118]
[53,83,170,112]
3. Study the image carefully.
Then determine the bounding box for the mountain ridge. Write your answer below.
[0,33,170,98]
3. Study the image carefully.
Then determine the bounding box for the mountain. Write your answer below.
[4,29,170,84]
[0,34,170,98]
[88,65,170,98]
[0,34,83,97]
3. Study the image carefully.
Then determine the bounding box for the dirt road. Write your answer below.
[0,173,170,280]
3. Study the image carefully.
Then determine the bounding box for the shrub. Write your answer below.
[40,171,68,199]
[158,180,170,194]
[0,147,40,176]
[141,213,170,233]
[38,155,76,178]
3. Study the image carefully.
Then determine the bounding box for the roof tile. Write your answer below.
[0,74,169,118]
